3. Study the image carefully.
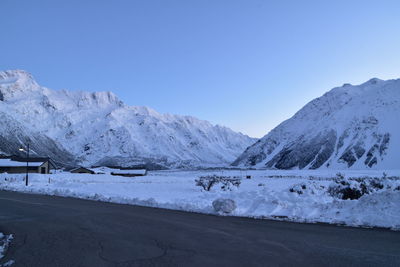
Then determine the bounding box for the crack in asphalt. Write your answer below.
[97,239,168,266]
[97,240,113,265]
[0,197,45,206]
[96,238,199,266]
[153,239,168,259]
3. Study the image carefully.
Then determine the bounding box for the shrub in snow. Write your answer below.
[328,182,364,200]
[327,175,395,200]
[289,182,325,195]
[195,175,220,191]
[368,178,384,190]
[212,198,236,214]
[3,177,18,183]
[289,183,307,195]
[195,175,241,191]
[336,172,345,179]
[220,177,241,191]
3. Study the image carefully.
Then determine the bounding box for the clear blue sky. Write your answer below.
[1,0,400,137]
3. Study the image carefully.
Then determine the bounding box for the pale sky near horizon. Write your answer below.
[1,0,400,138]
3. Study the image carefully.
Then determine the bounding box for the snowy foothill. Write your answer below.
[0,169,399,230]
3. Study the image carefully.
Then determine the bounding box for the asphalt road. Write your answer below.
[0,191,399,267]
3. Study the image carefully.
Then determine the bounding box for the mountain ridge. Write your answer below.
[232,77,400,169]
[0,70,256,168]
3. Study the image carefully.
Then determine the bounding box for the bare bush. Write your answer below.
[289,182,325,195]
[289,183,307,195]
[195,175,241,191]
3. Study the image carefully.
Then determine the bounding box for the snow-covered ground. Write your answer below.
[0,169,399,230]
[0,233,13,266]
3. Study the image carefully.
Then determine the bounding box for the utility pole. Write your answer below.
[19,143,30,186]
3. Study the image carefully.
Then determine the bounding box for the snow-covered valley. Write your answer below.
[1,71,400,229]
[1,169,399,230]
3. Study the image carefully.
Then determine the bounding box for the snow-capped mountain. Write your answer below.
[232,78,400,169]
[0,70,255,168]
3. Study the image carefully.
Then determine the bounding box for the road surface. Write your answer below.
[0,190,399,266]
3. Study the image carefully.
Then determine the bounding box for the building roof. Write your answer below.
[90,167,147,175]
[10,156,57,168]
[0,158,43,167]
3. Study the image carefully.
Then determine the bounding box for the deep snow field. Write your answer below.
[0,169,399,230]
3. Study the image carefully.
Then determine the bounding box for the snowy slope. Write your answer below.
[0,70,255,167]
[232,78,400,169]
[0,111,76,166]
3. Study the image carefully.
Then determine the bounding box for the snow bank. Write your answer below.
[0,232,13,266]
[0,170,399,230]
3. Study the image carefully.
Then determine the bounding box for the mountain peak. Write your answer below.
[232,77,400,169]
[364,77,383,85]
[0,69,36,82]
[0,69,40,94]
